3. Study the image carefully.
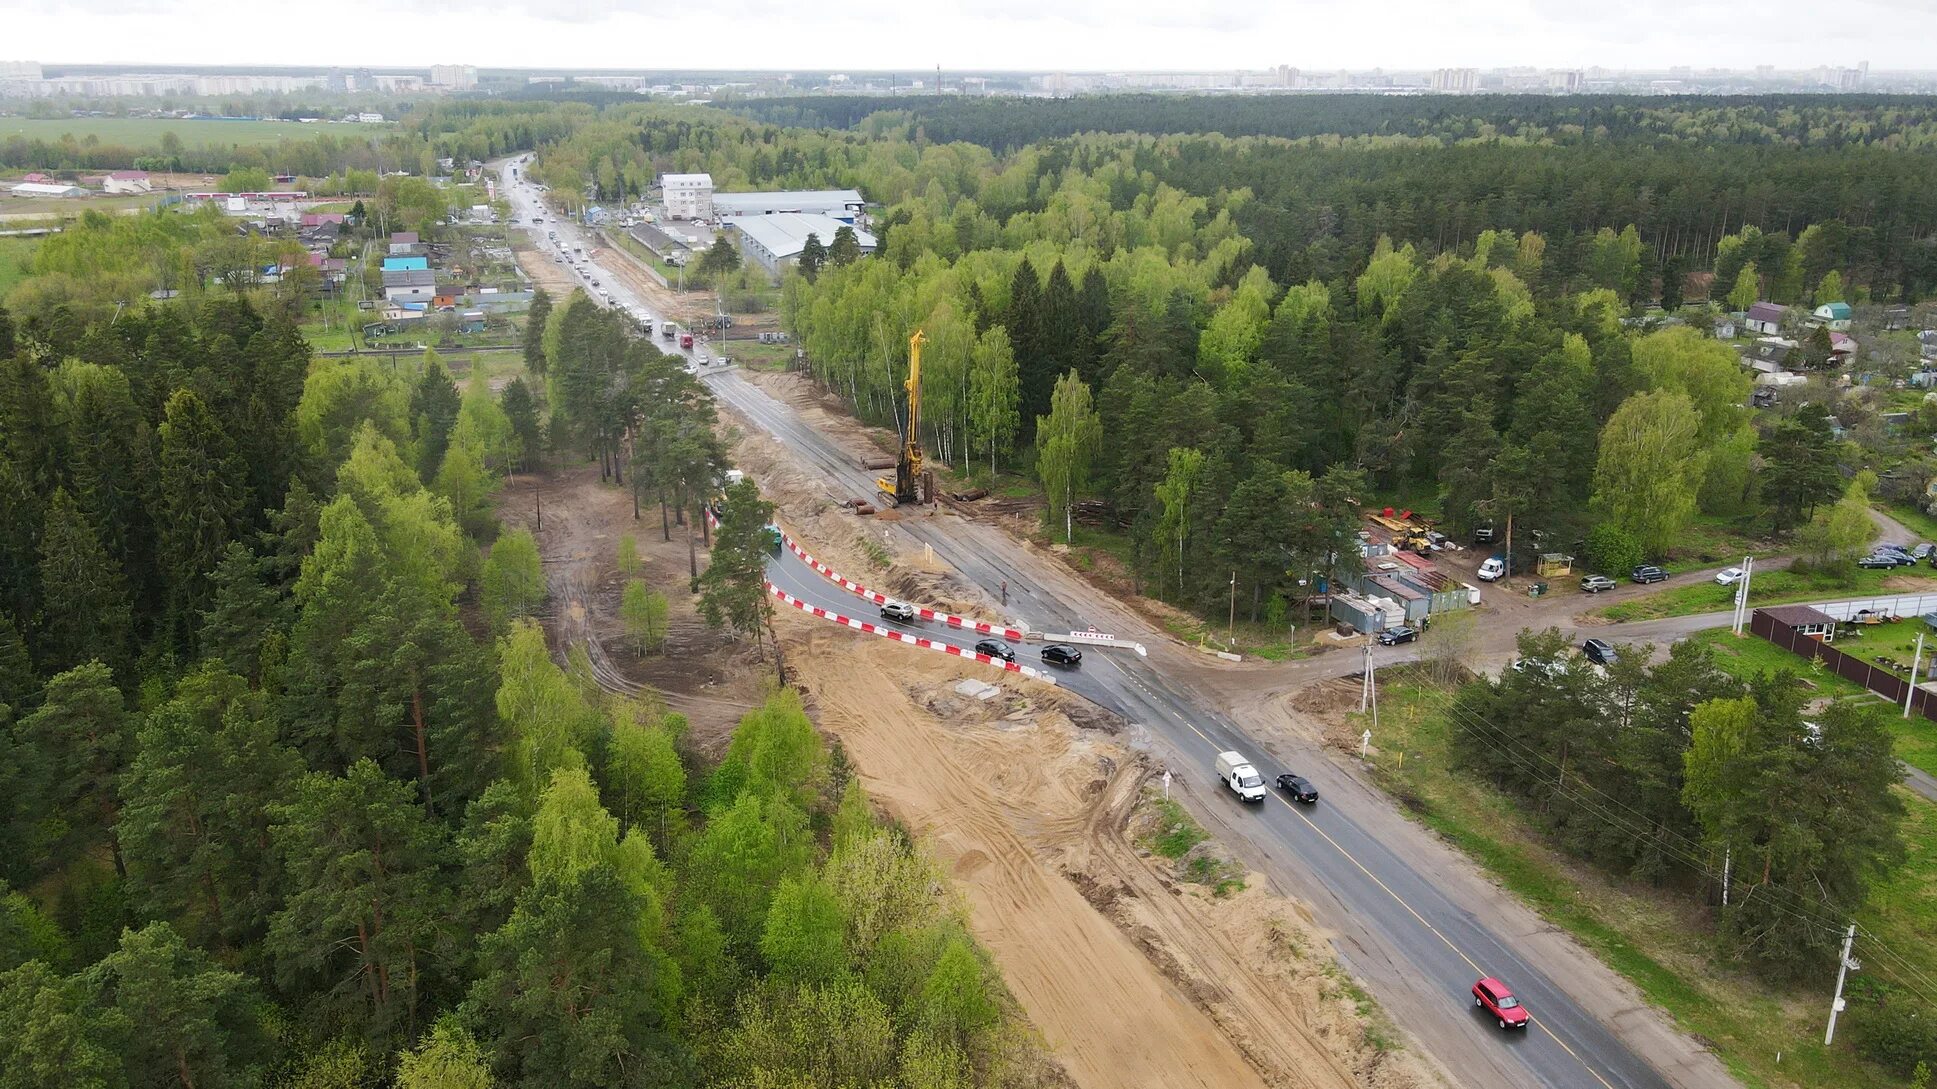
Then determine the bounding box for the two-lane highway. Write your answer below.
[498,158,1733,1089]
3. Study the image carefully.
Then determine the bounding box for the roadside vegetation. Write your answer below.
[1356,645,1936,1089]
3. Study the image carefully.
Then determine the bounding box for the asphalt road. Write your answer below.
[498,157,1710,1089]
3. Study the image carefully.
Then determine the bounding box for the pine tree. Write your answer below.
[155,389,245,646]
[827,225,862,267]
[798,233,827,282]
[0,353,61,495]
[0,610,34,724]
[86,921,272,1088]
[267,759,449,1038]
[697,479,778,674]
[16,662,130,878]
[35,488,133,680]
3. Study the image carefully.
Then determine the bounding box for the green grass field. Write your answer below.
[0,116,382,148]
[1590,564,1923,622]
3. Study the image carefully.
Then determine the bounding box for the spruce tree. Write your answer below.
[501,377,542,471]
[411,353,462,483]
[154,389,245,646]
[523,289,552,376]
[35,488,133,680]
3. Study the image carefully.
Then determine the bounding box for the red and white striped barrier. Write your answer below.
[767,583,1054,685]
[773,528,1027,642]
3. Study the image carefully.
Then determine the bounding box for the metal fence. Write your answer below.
[1748,609,1937,720]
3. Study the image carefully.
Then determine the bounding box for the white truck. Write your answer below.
[1215,751,1267,803]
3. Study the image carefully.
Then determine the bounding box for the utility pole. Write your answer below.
[1825,923,1859,1046]
[1224,569,1239,643]
[1907,631,1926,718]
[1732,555,1756,635]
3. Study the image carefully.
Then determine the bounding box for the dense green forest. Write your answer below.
[508,96,1937,621]
[0,282,1039,1086]
[732,93,1937,150]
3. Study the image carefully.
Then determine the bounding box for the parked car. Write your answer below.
[1630,564,1669,584]
[1509,657,1569,680]
[1473,524,1497,544]
[879,601,918,624]
[1715,567,1746,586]
[975,639,1016,663]
[1376,626,1419,646]
[1275,773,1319,803]
[1040,644,1083,668]
[1579,575,1616,593]
[1859,554,1904,569]
[1472,977,1530,1030]
[1477,557,1506,582]
[1914,544,1935,561]
[1581,638,1617,665]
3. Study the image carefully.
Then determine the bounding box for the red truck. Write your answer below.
[679,332,694,349]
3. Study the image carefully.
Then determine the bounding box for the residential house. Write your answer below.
[1745,338,1796,370]
[1885,306,1911,331]
[1918,330,1937,361]
[1712,318,1737,340]
[1829,331,1858,365]
[19,172,50,183]
[1813,301,1854,331]
[99,170,152,194]
[381,268,436,302]
[458,310,487,334]
[1745,302,1787,335]
[1756,604,1837,643]
[391,231,419,245]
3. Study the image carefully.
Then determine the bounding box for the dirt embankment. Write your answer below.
[790,636,1447,1089]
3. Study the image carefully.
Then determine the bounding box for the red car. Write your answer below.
[1473,977,1529,1030]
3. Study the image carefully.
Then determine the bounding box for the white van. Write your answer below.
[1477,557,1505,582]
[1215,751,1267,803]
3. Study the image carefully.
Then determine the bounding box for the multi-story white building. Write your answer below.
[1431,68,1478,93]
[661,173,714,220]
[430,64,478,90]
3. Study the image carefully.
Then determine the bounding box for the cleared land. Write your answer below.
[0,116,381,146]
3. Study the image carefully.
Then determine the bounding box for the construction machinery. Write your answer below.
[877,329,926,506]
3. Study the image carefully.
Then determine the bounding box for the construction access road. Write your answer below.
[498,159,1733,1089]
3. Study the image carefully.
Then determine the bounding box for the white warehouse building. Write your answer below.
[730,214,875,273]
[712,188,865,222]
[660,172,714,220]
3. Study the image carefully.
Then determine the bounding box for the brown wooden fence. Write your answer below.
[1749,609,1937,721]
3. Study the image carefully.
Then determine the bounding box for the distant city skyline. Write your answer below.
[0,0,1928,75]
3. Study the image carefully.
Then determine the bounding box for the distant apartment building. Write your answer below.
[661,173,714,220]
[429,64,478,90]
[1431,68,1478,93]
[0,61,43,80]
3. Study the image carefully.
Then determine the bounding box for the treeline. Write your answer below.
[0,100,587,181]
[0,288,1042,1085]
[733,93,1937,152]
[1453,631,1929,1075]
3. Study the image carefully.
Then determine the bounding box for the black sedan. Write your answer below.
[975,639,1016,662]
[1276,774,1319,803]
[1376,626,1419,646]
[1040,643,1083,668]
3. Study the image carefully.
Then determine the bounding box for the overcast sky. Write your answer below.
[1,0,1922,73]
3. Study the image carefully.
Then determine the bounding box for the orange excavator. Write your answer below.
[877,329,925,506]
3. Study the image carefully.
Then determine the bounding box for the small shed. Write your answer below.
[1746,302,1787,335]
[1536,553,1575,576]
[1758,604,1837,643]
